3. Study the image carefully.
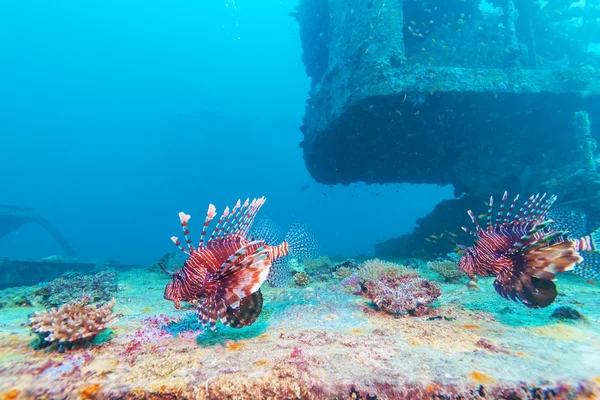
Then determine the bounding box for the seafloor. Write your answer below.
[0,261,599,400]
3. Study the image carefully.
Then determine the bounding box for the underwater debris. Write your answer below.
[35,270,118,307]
[551,306,585,321]
[457,191,599,308]
[475,338,510,354]
[427,259,466,282]
[294,271,311,286]
[0,204,77,257]
[365,274,441,316]
[163,197,318,330]
[28,296,117,349]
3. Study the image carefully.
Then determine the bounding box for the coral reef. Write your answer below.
[1,266,599,399]
[333,266,353,280]
[28,296,117,349]
[294,272,311,286]
[339,272,362,295]
[34,271,118,307]
[356,259,415,284]
[301,256,335,282]
[365,274,442,316]
[427,259,466,283]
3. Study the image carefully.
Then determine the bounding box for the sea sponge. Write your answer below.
[28,296,117,348]
[365,275,441,316]
[427,260,465,282]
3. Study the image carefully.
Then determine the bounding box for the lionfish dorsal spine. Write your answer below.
[171,236,190,255]
[229,198,251,238]
[494,191,508,230]
[199,204,217,248]
[486,195,494,232]
[221,199,246,240]
[178,212,194,252]
[503,193,520,227]
[461,226,478,237]
[513,194,536,226]
[209,206,230,243]
[467,210,484,235]
[217,204,237,240]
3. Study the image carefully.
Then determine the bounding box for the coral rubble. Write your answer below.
[365,274,441,316]
[427,259,466,283]
[28,296,117,348]
[35,270,118,307]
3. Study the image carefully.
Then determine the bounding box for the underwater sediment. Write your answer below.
[1,259,599,399]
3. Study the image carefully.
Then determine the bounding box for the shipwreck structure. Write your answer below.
[293,0,600,259]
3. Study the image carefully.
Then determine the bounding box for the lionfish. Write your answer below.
[162,197,317,329]
[457,191,599,308]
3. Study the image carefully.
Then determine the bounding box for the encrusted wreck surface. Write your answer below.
[294,0,600,199]
[1,268,599,399]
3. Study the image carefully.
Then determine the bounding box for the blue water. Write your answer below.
[0,0,452,264]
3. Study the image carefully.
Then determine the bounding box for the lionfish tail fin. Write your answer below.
[283,220,319,261]
[225,290,264,328]
[498,241,582,308]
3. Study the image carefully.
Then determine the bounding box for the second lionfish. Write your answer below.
[457,192,599,308]
[163,197,317,329]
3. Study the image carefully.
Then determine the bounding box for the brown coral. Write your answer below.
[333,266,353,280]
[427,260,466,282]
[294,272,311,286]
[28,296,117,347]
[366,275,442,316]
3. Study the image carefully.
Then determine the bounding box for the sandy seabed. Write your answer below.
[0,268,599,400]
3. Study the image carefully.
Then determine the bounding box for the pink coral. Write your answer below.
[365,275,441,316]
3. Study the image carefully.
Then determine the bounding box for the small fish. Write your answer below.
[457,191,600,308]
[449,232,458,238]
[395,109,402,116]
[163,197,318,329]
[300,184,310,191]
[588,279,596,286]
[430,235,439,240]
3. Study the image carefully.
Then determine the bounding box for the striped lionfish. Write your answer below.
[457,191,599,308]
[162,197,317,329]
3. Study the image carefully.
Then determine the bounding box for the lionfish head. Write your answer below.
[457,246,476,275]
[164,270,186,309]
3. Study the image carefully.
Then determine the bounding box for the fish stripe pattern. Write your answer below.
[457,191,597,308]
[163,197,318,329]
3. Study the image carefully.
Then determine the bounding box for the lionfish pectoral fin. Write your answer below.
[198,247,270,329]
[225,290,264,328]
[283,220,319,261]
[498,241,582,308]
